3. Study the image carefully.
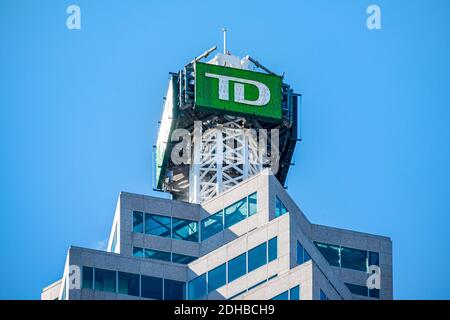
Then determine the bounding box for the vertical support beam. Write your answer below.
[216,128,223,195]
[189,121,202,204]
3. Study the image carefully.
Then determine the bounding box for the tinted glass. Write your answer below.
[188,274,207,300]
[341,246,367,271]
[369,288,380,299]
[118,272,139,297]
[271,291,288,300]
[172,253,197,265]
[228,253,246,282]
[145,213,171,237]
[94,268,116,293]
[224,198,247,228]
[133,211,143,233]
[201,211,223,241]
[172,218,199,242]
[144,248,171,262]
[346,283,368,296]
[315,242,340,267]
[290,286,300,300]
[369,251,380,266]
[304,249,311,263]
[132,247,144,258]
[164,279,186,300]
[248,242,267,272]
[275,196,287,218]
[248,192,257,216]
[208,263,226,292]
[82,266,93,289]
[141,275,163,299]
[297,241,304,265]
[268,237,277,262]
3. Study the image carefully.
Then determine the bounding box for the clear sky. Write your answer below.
[0,0,449,299]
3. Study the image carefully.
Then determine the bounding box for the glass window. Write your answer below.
[132,247,144,258]
[320,290,327,300]
[369,251,380,266]
[224,198,247,228]
[141,275,162,299]
[341,246,367,271]
[145,213,171,237]
[271,291,289,300]
[133,211,143,233]
[228,253,247,282]
[369,288,380,299]
[94,268,116,293]
[315,242,340,267]
[118,272,139,297]
[201,210,223,241]
[297,241,304,265]
[268,237,277,262]
[164,279,186,300]
[172,253,197,265]
[346,283,368,296]
[172,218,199,242]
[208,263,226,292]
[248,242,267,273]
[248,192,257,216]
[275,196,287,218]
[188,274,207,300]
[145,248,171,262]
[290,286,300,300]
[304,249,311,263]
[82,266,93,289]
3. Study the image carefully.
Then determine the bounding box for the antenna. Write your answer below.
[222,27,227,54]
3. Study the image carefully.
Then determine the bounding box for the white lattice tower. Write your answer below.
[189,118,262,203]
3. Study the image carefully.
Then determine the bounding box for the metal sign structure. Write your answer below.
[154,46,300,203]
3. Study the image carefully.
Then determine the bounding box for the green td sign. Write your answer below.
[195,62,282,121]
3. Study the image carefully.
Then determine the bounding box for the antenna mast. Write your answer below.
[222,27,227,54]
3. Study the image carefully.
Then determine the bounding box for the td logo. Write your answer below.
[204,73,270,106]
[195,62,282,121]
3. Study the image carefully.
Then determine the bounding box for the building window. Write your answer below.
[369,288,380,299]
[145,213,171,238]
[188,274,207,300]
[164,279,186,300]
[118,272,140,297]
[201,210,223,241]
[132,211,144,233]
[224,198,247,228]
[172,218,199,242]
[208,263,226,292]
[248,242,267,273]
[94,268,116,293]
[340,246,367,271]
[228,253,247,282]
[141,275,163,299]
[268,237,278,262]
[144,248,171,262]
[275,196,287,218]
[369,251,380,266]
[320,290,327,300]
[248,192,257,216]
[297,241,312,265]
[82,266,93,289]
[271,290,289,300]
[132,247,144,258]
[315,242,340,267]
[345,283,368,296]
[172,253,197,265]
[290,286,300,300]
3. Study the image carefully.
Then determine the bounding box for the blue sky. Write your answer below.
[1,0,449,299]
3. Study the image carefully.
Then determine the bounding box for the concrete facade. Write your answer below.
[42,169,393,300]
